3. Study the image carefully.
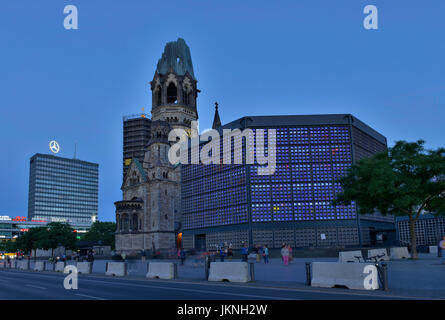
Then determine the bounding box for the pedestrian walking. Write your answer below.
[281,245,289,266]
[263,245,269,264]
[439,236,445,265]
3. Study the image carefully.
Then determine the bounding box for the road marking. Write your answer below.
[25,284,46,290]
[0,269,429,300]
[74,293,107,300]
[78,278,298,300]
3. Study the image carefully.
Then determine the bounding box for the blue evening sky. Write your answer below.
[0,0,444,222]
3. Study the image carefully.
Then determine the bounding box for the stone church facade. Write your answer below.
[115,38,199,255]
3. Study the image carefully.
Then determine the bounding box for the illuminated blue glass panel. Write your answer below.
[331,145,352,162]
[311,145,331,163]
[271,164,291,183]
[293,183,312,201]
[330,126,350,143]
[272,203,293,221]
[290,127,310,144]
[312,164,332,182]
[251,184,271,203]
[290,145,311,163]
[314,201,336,220]
[252,203,272,222]
[294,202,314,220]
[336,201,356,219]
[276,128,289,145]
[276,146,289,163]
[333,163,351,180]
[313,182,334,201]
[291,164,311,182]
[271,184,292,202]
[310,127,330,144]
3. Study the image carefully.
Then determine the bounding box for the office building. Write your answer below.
[28,153,99,225]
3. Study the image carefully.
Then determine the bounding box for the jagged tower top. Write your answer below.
[156,38,196,80]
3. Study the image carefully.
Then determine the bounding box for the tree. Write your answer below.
[334,140,445,259]
[14,227,48,255]
[45,222,77,256]
[82,221,116,249]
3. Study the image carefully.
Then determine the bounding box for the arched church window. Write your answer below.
[116,214,120,231]
[132,214,138,231]
[123,214,129,232]
[167,82,177,104]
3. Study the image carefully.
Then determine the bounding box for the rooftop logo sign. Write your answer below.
[49,140,60,154]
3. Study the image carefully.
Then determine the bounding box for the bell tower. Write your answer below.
[150,38,199,131]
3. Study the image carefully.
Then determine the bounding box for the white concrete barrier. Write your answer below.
[146,262,176,280]
[77,262,92,274]
[105,262,127,276]
[55,261,65,272]
[34,261,46,271]
[208,262,250,283]
[10,260,17,268]
[338,250,363,263]
[390,247,411,259]
[311,262,380,290]
[430,246,438,254]
[17,260,30,270]
[367,248,389,261]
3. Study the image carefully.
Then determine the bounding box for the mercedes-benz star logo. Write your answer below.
[49,140,60,154]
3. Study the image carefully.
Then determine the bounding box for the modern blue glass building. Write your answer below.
[28,154,99,226]
[181,114,395,250]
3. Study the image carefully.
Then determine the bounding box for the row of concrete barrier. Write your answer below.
[2,258,388,291]
[1,260,93,273]
[1,259,251,283]
[338,247,410,263]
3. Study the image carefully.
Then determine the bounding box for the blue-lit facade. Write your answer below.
[181,114,394,250]
[28,154,99,225]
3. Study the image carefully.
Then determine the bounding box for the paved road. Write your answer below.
[0,269,415,300]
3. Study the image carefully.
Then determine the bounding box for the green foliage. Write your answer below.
[334,140,445,258]
[46,222,77,251]
[14,227,48,254]
[334,140,445,217]
[0,241,17,252]
[10,222,77,254]
[82,221,116,249]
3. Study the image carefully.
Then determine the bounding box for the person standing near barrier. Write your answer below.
[257,245,263,262]
[227,246,233,261]
[281,243,286,262]
[180,248,186,265]
[219,247,226,262]
[281,245,289,266]
[287,245,293,263]
[241,244,248,262]
[263,245,269,264]
[440,236,445,264]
